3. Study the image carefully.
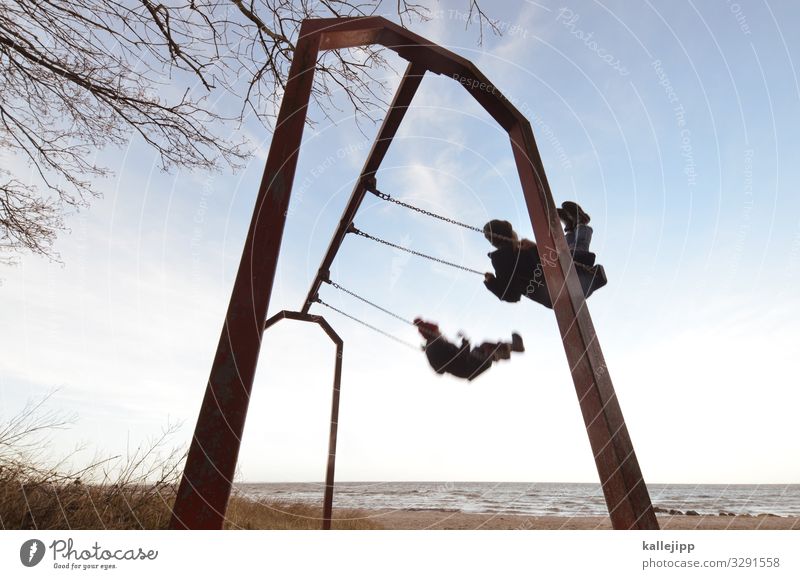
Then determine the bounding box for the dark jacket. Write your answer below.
[484,242,606,308]
[423,337,492,381]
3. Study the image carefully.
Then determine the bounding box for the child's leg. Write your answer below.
[494,343,512,360]
[511,332,525,353]
[565,224,593,253]
[477,342,511,361]
[475,343,495,358]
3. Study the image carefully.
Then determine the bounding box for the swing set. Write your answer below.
[169,16,660,531]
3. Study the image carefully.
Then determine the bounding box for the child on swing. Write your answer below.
[414,318,525,381]
[483,201,607,307]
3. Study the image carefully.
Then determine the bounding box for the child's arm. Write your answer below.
[484,272,522,302]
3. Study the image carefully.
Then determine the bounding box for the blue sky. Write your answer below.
[1,0,799,485]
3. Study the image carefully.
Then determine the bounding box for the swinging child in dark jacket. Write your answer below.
[414,319,525,381]
[483,201,607,308]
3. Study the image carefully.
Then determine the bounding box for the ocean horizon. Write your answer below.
[234,482,800,518]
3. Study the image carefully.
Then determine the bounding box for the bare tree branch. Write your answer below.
[0,0,498,264]
[466,0,501,45]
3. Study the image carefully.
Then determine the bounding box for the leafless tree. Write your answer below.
[0,1,498,265]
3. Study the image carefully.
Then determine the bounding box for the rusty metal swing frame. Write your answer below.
[170,16,660,530]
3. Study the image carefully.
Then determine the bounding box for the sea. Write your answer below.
[235,482,800,518]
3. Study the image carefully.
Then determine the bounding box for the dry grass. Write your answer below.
[0,476,381,529]
[0,394,380,530]
[224,495,382,530]
[0,474,176,530]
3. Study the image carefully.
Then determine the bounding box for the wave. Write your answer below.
[234,482,800,517]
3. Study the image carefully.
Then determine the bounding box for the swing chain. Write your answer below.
[369,188,484,234]
[325,279,417,326]
[315,297,420,350]
[349,226,484,276]
[368,187,520,245]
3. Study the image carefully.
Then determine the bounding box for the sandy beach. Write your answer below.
[347,510,800,530]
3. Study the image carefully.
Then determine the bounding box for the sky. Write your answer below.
[1,0,799,486]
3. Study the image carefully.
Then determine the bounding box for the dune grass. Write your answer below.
[0,395,380,530]
[224,495,382,530]
[0,473,380,529]
[0,470,175,529]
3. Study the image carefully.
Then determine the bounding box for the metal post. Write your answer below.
[508,121,659,530]
[323,340,343,529]
[170,24,322,529]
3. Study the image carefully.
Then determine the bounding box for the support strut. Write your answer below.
[302,60,427,313]
[263,311,344,530]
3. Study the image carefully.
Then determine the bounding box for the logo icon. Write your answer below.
[20,539,46,567]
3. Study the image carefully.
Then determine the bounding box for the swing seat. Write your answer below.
[524,263,607,309]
